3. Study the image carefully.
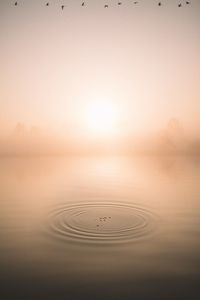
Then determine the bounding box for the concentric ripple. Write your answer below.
[48,201,157,244]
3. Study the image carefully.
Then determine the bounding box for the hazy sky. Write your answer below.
[0,0,200,140]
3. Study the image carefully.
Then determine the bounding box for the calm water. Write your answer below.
[0,156,200,299]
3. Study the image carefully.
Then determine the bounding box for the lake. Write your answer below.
[0,155,200,299]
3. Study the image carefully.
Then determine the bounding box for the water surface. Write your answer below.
[0,155,200,299]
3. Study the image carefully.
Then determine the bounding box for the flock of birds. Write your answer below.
[12,1,192,10]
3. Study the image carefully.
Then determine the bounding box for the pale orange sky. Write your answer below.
[0,0,200,140]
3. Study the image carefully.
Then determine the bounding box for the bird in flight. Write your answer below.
[104,4,108,8]
[186,1,190,4]
[118,2,122,5]
[158,2,162,6]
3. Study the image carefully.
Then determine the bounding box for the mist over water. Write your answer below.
[0,155,200,299]
[0,118,200,155]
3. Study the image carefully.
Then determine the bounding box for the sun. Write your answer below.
[84,99,119,137]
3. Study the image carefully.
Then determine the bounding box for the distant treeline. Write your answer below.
[0,119,199,155]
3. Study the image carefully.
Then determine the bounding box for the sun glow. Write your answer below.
[84,99,119,137]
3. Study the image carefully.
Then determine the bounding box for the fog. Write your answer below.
[0,118,199,155]
[1,0,200,148]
